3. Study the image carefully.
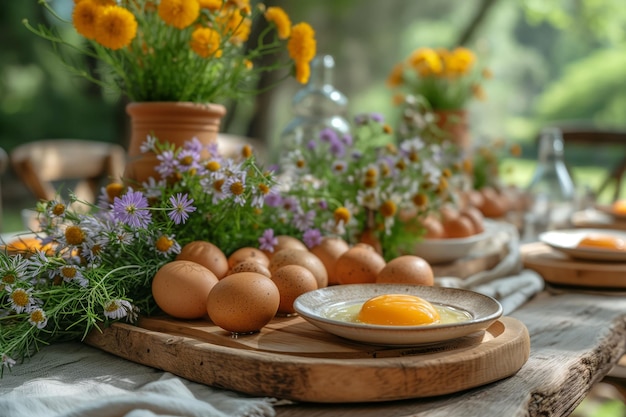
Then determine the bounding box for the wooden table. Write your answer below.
[273,289,626,417]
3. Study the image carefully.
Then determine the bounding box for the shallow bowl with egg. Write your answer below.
[411,220,494,264]
[293,284,502,346]
[539,228,626,262]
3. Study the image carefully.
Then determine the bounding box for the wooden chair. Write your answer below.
[548,126,626,202]
[10,139,126,205]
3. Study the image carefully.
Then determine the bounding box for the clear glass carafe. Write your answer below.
[525,127,576,237]
[276,55,350,161]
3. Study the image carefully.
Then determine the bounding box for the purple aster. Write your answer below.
[307,139,317,150]
[329,137,345,158]
[176,148,202,173]
[318,200,328,210]
[292,209,316,232]
[156,150,177,178]
[319,127,339,143]
[302,228,323,249]
[341,133,353,146]
[258,229,278,252]
[265,192,283,208]
[184,137,204,153]
[168,193,196,225]
[369,112,384,123]
[112,190,152,229]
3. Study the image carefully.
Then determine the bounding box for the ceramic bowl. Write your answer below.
[293,284,502,346]
[412,224,493,264]
[539,228,626,262]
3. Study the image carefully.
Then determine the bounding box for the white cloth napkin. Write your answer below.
[0,342,276,417]
[436,221,545,314]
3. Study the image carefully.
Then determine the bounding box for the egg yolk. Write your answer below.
[577,234,626,251]
[613,200,626,214]
[357,294,440,326]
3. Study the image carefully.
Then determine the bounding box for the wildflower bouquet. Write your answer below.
[387,47,489,111]
[24,0,316,103]
[267,113,463,260]
[0,137,278,373]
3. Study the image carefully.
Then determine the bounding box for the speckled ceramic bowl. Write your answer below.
[293,284,502,346]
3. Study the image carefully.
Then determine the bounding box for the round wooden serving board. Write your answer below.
[522,242,626,289]
[85,315,529,403]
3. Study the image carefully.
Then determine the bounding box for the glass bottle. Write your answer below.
[276,55,350,161]
[525,127,576,237]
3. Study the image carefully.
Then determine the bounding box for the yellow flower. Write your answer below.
[409,48,442,76]
[442,47,475,76]
[379,200,397,218]
[472,83,486,100]
[198,0,222,10]
[334,207,351,225]
[94,5,138,50]
[158,0,200,30]
[265,7,291,40]
[216,9,251,44]
[288,22,316,83]
[72,0,100,40]
[190,27,223,58]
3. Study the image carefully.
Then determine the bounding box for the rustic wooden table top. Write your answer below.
[273,289,626,417]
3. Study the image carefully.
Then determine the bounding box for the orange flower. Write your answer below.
[265,6,291,40]
[94,5,138,50]
[190,27,222,58]
[409,48,442,76]
[72,0,100,40]
[386,63,404,87]
[158,0,200,29]
[288,22,316,83]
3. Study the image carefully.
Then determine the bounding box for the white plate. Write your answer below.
[412,223,493,264]
[539,228,626,262]
[293,284,502,346]
[595,204,626,220]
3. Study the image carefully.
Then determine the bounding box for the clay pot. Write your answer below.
[124,101,227,184]
[434,109,470,151]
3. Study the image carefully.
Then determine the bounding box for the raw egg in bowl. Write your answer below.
[293,284,502,346]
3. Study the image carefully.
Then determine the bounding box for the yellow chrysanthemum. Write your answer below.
[409,48,442,77]
[265,7,291,40]
[217,11,251,44]
[198,0,222,11]
[190,27,222,58]
[294,61,311,84]
[334,207,351,225]
[442,47,475,76]
[288,22,316,83]
[94,5,137,50]
[72,0,100,40]
[158,0,200,29]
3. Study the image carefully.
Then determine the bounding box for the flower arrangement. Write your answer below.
[387,47,490,111]
[0,137,279,373]
[24,0,316,103]
[471,138,522,190]
[269,113,463,259]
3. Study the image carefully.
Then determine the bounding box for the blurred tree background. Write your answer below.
[2,0,626,225]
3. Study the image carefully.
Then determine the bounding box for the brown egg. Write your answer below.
[335,246,386,285]
[358,229,383,254]
[227,260,271,277]
[176,241,229,279]
[206,272,280,333]
[439,204,460,223]
[271,265,318,314]
[309,237,350,285]
[227,247,270,269]
[466,189,485,209]
[262,235,308,259]
[421,215,445,239]
[268,248,328,288]
[442,216,475,238]
[460,206,485,234]
[152,260,219,319]
[376,255,434,286]
[478,187,509,218]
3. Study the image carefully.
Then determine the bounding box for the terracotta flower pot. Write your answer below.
[433,109,470,151]
[124,101,227,184]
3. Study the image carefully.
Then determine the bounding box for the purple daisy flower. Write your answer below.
[259,229,278,252]
[112,190,152,229]
[319,127,339,143]
[264,192,283,208]
[302,228,323,249]
[168,193,196,225]
[369,112,384,123]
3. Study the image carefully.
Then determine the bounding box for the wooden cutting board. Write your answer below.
[522,242,626,289]
[85,315,529,403]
